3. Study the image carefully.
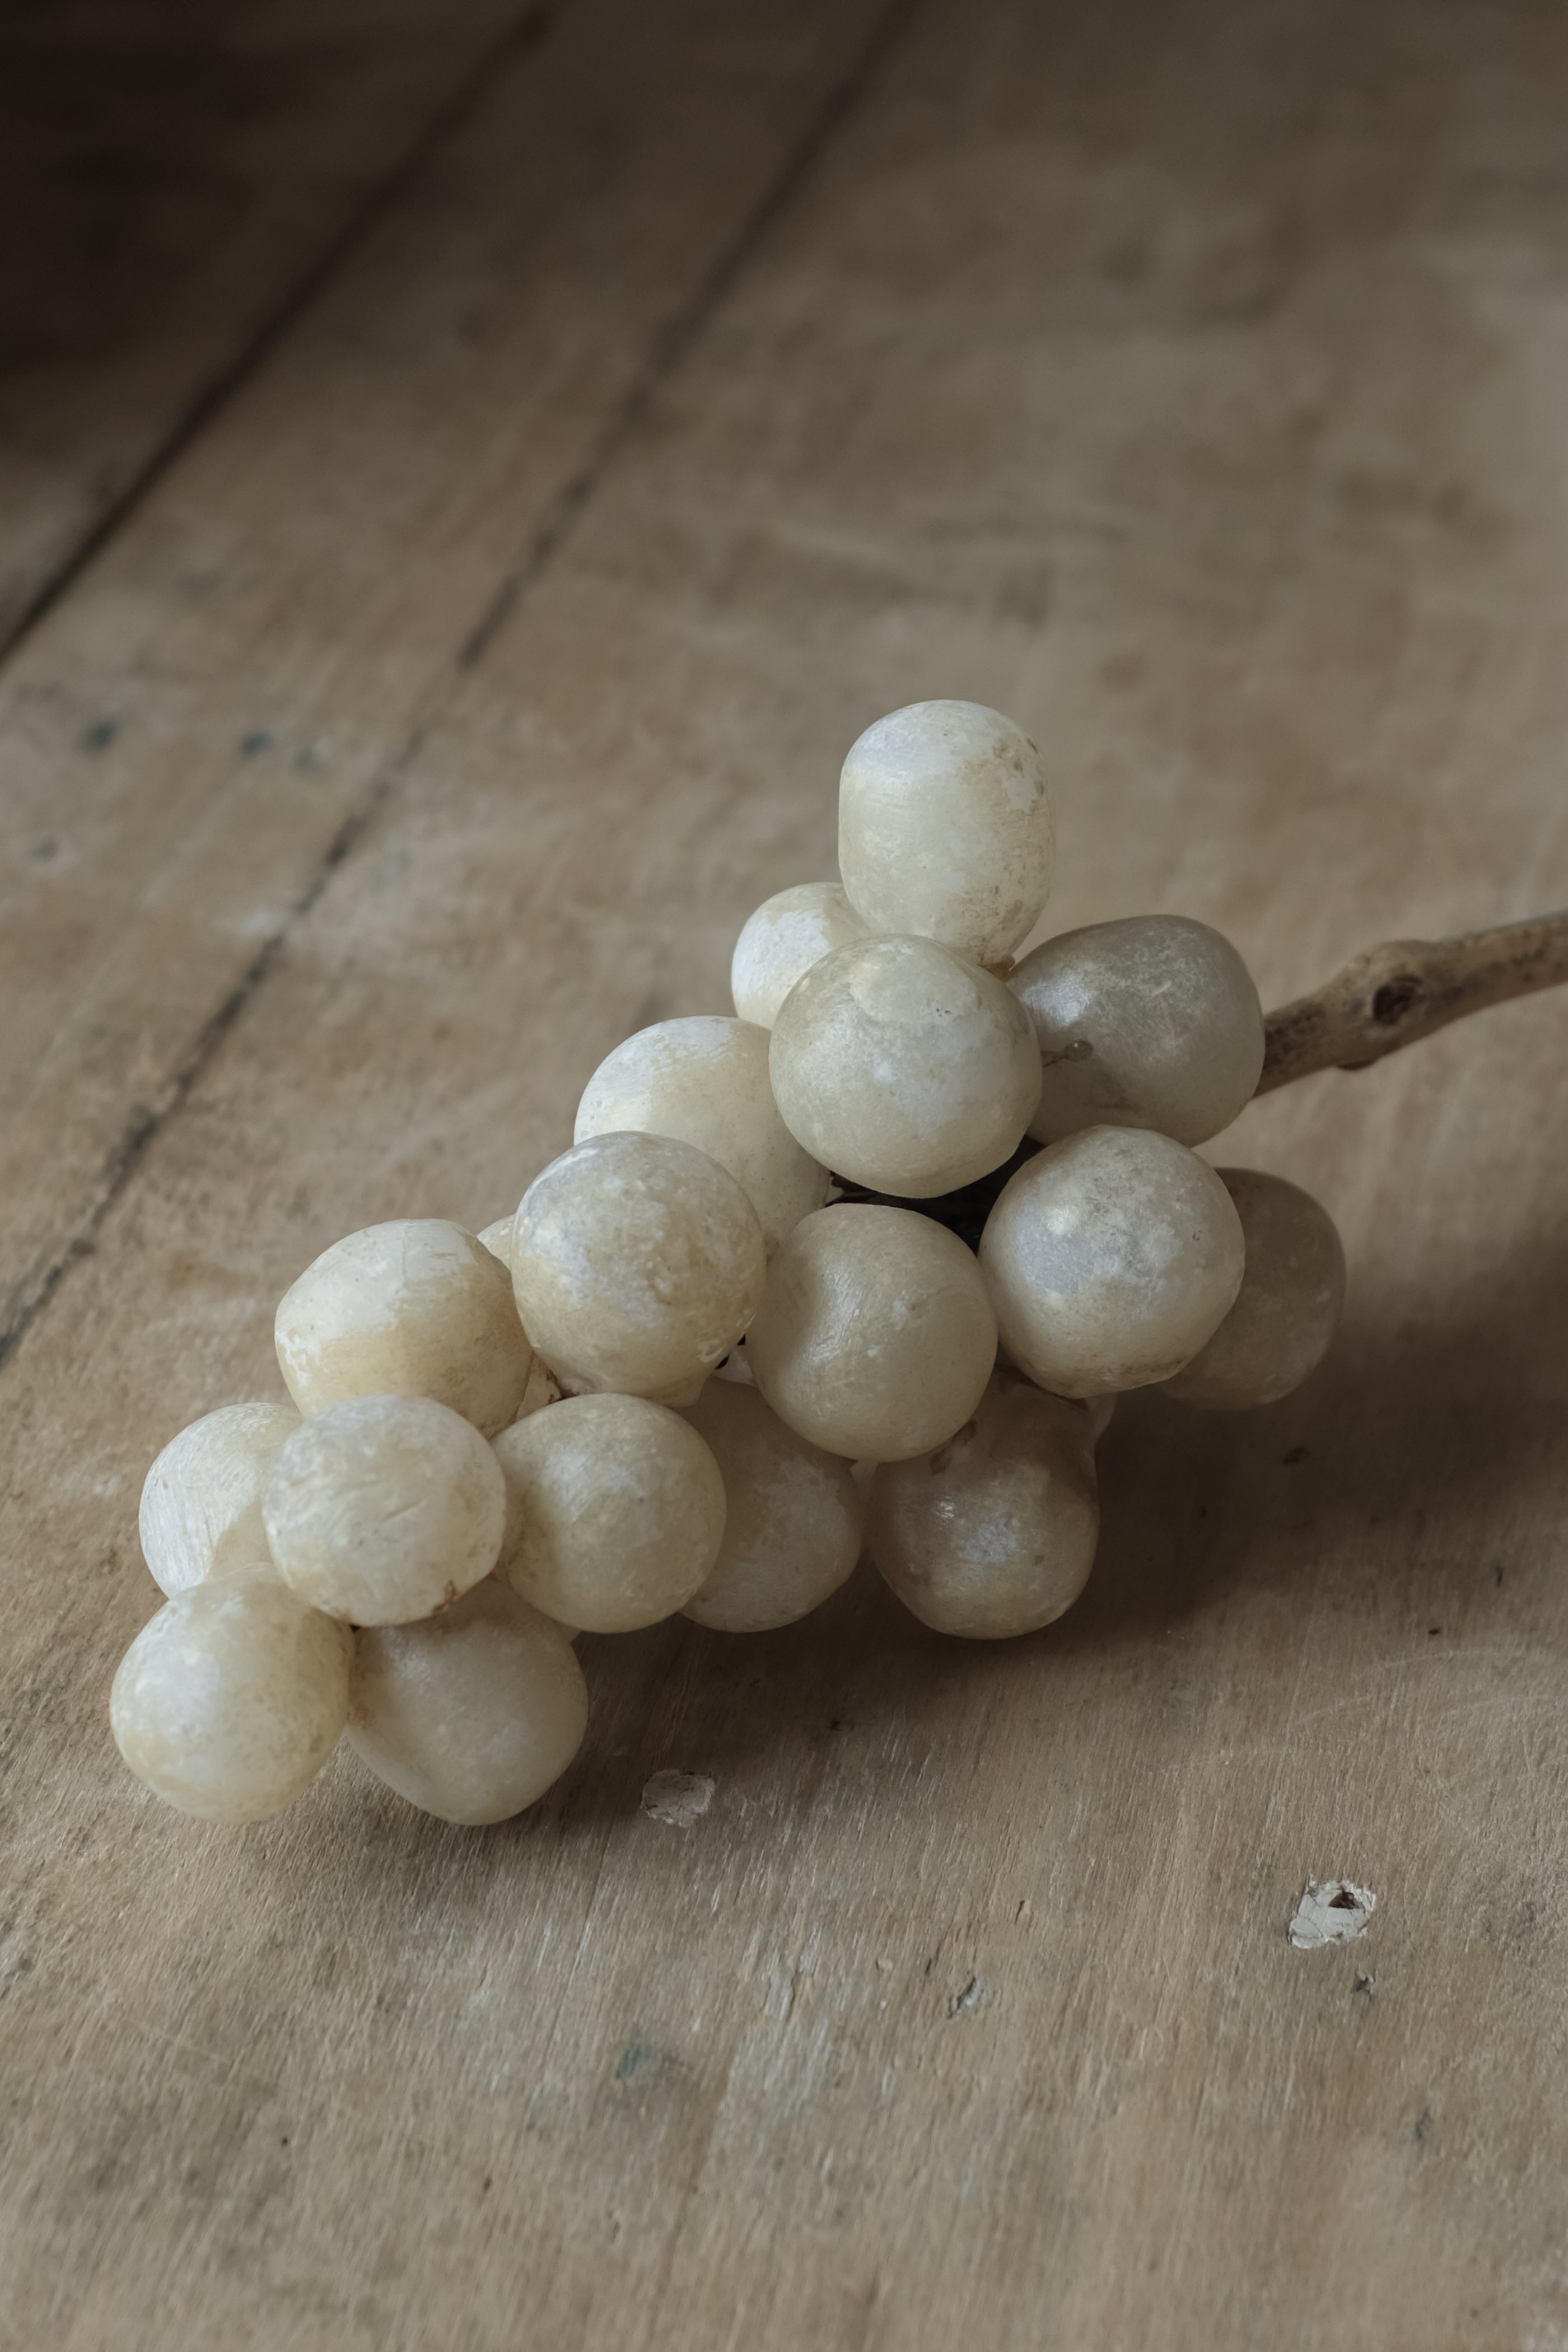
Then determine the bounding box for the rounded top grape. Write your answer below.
[139,1399,300,1597]
[745,1203,997,1462]
[274,1217,533,1437]
[730,881,864,1029]
[573,1014,827,1255]
[1161,1169,1346,1411]
[1011,914,1264,1147]
[837,699,1053,968]
[979,1126,1245,1397]
[769,934,1040,1197]
[510,1130,767,1407]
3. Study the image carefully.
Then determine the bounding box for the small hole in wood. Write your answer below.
[1371,974,1422,1024]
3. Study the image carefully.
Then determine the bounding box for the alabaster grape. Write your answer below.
[730,881,864,1029]
[275,1218,533,1437]
[111,1565,351,1822]
[575,1015,827,1254]
[1011,915,1264,1147]
[511,1132,766,1408]
[263,1393,506,1624]
[838,700,1053,967]
[868,1373,1099,1639]
[980,1128,1245,1397]
[682,1382,861,1631]
[493,1393,726,1632]
[139,1399,300,1597]
[770,936,1040,1197]
[1163,1169,1346,1410]
[746,1204,997,1462]
[347,1579,586,1824]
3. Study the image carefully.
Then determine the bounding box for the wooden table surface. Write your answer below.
[3,2,1567,2345]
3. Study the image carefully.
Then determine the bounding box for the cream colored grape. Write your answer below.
[682,1382,861,1631]
[348,1580,586,1824]
[139,1400,300,1597]
[111,1565,351,1823]
[263,1393,506,1625]
[867,1373,1099,1639]
[1011,915,1264,1147]
[730,881,864,1028]
[276,1219,533,1437]
[980,1127,1245,1397]
[838,701,1053,966]
[1163,1169,1346,1410]
[769,935,1040,1197]
[575,1015,827,1254]
[746,1205,997,1462]
[510,1131,766,1408]
[493,1393,726,1632]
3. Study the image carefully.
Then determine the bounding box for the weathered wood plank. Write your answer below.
[0,0,896,1352]
[3,0,1567,2348]
[0,0,529,650]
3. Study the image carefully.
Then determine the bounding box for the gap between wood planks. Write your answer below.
[0,3,559,672]
[0,0,924,1378]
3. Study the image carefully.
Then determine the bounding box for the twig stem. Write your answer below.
[1258,907,1568,1092]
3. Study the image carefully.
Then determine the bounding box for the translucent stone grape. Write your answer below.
[111,1565,351,1823]
[769,936,1040,1197]
[275,1219,533,1437]
[1011,915,1265,1146]
[682,1382,861,1631]
[730,881,864,1028]
[746,1204,997,1462]
[139,1400,300,1597]
[493,1393,726,1632]
[980,1127,1245,1396]
[348,1580,586,1824]
[838,701,1053,966]
[1163,1169,1346,1410]
[575,1015,827,1254]
[510,1131,766,1408]
[867,1372,1099,1639]
[263,1393,506,1624]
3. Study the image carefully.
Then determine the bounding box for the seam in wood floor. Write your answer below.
[0,0,925,1379]
[0,750,412,1375]
[457,0,926,670]
[0,1,563,675]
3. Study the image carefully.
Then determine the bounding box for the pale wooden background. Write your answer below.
[3,2,1567,2346]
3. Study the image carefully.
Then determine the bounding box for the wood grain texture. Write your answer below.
[0,0,531,651]
[0,0,893,1353]
[3,1,1568,2348]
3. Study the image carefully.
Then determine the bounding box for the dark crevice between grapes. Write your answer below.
[829,1137,1044,1253]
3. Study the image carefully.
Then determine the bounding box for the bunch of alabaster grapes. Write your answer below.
[113,701,1346,1830]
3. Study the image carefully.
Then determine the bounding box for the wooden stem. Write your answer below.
[1257,907,1568,1092]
